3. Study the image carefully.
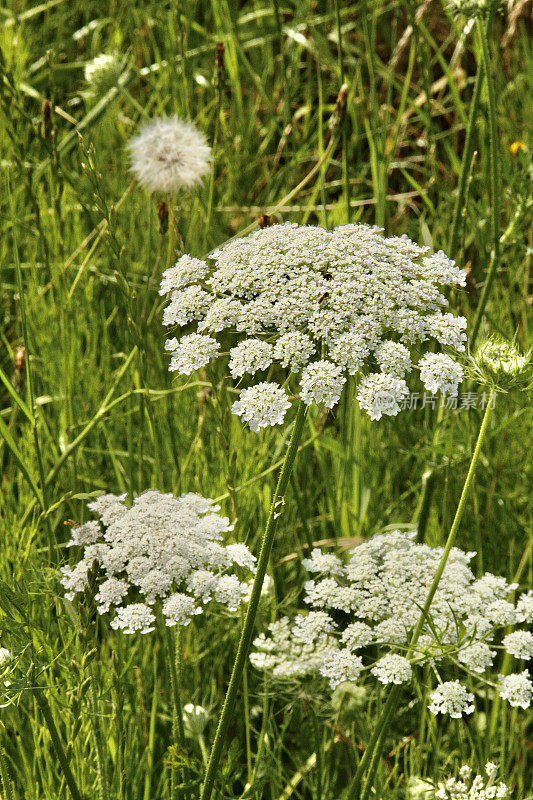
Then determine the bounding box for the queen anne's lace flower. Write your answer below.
[0,647,11,666]
[517,590,533,623]
[166,334,220,375]
[60,490,255,633]
[160,256,209,294]
[371,654,412,685]
[502,630,533,659]
[497,671,533,708]
[274,332,316,372]
[229,339,274,379]
[435,762,510,800]
[161,223,467,429]
[428,681,475,718]
[356,373,409,420]
[419,353,464,396]
[231,382,291,432]
[375,341,412,377]
[250,530,529,708]
[300,361,346,408]
[128,116,211,194]
[319,649,364,689]
[457,641,495,673]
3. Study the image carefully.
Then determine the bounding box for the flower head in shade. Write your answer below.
[161,224,467,431]
[60,490,255,633]
[250,530,529,708]
[435,763,510,800]
[128,116,211,194]
[85,53,124,98]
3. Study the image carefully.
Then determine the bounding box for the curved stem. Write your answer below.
[470,19,500,349]
[200,402,308,800]
[346,390,495,800]
[408,390,495,649]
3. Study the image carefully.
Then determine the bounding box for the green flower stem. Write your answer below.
[34,688,84,800]
[408,389,495,648]
[448,59,484,259]
[0,746,15,800]
[164,624,186,800]
[346,389,495,800]
[8,175,55,557]
[310,707,323,800]
[416,40,485,545]
[200,402,308,800]
[88,664,110,800]
[470,19,501,349]
[333,0,351,223]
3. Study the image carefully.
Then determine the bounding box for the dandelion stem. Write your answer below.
[470,19,501,349]
[200,401,308,800]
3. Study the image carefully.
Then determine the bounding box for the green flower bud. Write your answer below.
[182,703,209,738]
[469,337,532,393]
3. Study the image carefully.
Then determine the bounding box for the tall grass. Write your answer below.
[0,1,531,798]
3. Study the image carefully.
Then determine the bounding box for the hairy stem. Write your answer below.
[470,19,501,348]
[200,402,308,800]
[346,390,495,800]
[34,689,84,800]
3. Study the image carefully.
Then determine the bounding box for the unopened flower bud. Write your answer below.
[470,337,531,392]
[182,703,209,737]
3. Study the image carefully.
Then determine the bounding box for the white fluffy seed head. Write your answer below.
[128,116,211,194]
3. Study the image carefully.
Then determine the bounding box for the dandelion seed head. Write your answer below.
[128,116,211,194]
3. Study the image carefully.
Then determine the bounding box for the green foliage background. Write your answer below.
[0,0,531,797]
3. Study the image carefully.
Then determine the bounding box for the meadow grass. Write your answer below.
[0,0,532,798]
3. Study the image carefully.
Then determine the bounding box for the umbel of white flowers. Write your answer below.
[249,531,533,717]
[408,763,510,800]
[160,223,467,431]
[128,116,212,194]
[60,490,256,633]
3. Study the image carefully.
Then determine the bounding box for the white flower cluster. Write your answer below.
[435,762,510,800]
[128,116,211,194]
[160,224,467,430]
[60,490,256,633]
[250,530,531,715]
